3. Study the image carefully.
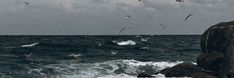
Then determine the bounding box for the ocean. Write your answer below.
[0,35,201,78]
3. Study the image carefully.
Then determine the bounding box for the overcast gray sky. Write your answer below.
[0,0,233,35]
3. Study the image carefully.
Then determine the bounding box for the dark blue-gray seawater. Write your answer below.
[0,35,201,78]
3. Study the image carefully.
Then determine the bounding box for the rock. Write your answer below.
[198,21,234,77]
[137,73,155,78]
[192,73,217,78]
[160,62,202,77]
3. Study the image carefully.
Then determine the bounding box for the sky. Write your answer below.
[0,0,234,35]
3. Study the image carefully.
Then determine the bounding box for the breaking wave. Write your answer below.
[20,42,39,47]
[28,59,184,78]
[117,40,136,46]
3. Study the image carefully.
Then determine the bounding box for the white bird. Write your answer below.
[140,36,150,42]
[68,54,82,59]
[111,51,119,55]
[125,15,131,19]
[24,52,32,58]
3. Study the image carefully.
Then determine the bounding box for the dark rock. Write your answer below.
[160,62,202,77]
[137,73,154,78]
[192,73,217,78]
[198,21,234,77]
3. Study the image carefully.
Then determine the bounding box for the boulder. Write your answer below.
[160,62,202,77]
[198,21,234,77]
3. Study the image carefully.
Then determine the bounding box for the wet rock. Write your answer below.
[192,73,217,78]
[160,62,202,77]
[198,21,234,77]
[137,73,154,78]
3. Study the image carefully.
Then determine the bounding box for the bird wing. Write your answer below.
[24,2,30,4]
[118,28,126,34]
[159,23,167,29]
[185,14,193,22]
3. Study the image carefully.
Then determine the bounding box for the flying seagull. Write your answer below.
[118,28,126,34]
[185,13,193,22]
[176,0,184,2]
[68,54,82,59]
[118,27,133,34]
[123,15,140,27]
[24,2,30,4]
[159,23,167,29]
[24,52,32,58]
[23,1,31,7]
[125,15,131,19]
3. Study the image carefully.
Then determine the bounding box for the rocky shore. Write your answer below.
[138,21,234,78]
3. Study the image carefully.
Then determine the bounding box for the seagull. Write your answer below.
[68,54,82,59]
[141,37,150,42]
[138,0,142,2]
[118,27,133,34]
[23,1,31,7]
[185,13,193,22]
[176,0,184,2]
[125,15,131,19]
[118,28,126,34]
[159,23,167,29]
[123,15,140,27]
[24,52,32,58]
[111,51,118,55]
[24,2,30,4]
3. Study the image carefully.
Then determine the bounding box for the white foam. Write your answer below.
[21,42,39,47]
[98,73,135,78]
[117,40,136,46]
[28,59,186,78]
[154,73,166,78]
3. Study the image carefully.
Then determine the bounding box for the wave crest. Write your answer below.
[21,42,39,47]
[117,40,136,46]
[28,59,184,78]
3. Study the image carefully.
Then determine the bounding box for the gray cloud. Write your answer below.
[0,0,233,35]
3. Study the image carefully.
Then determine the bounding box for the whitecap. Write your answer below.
[112,40,118,43]
[117,40,136,46]
[28,59,192,78]
[21,42,39,47]
[98,73,135,78]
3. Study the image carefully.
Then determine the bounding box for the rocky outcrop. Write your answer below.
[192,73,217,78]
[137,21,234,78]
[160,62,202,77]
[198,21,234,77]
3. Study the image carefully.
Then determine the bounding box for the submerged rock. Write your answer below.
[160,62,202,77]
[137,73,154,78]
[198,21,234,77]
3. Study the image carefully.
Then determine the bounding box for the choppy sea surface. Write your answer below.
[0,35,201,78]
